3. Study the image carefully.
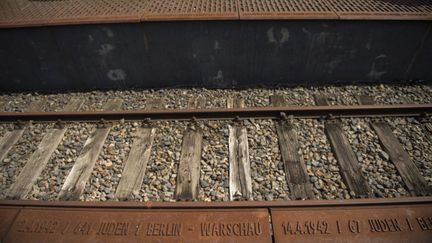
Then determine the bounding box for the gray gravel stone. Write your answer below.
[248,119,289,201]
[140,121,185,202]
[198,120,229,202]
[295,119,348,199]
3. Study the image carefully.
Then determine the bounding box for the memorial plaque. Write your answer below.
[272,204,432,242]
[3,208,271,243]
[0,208,20,241]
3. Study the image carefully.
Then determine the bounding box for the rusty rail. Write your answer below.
[1,196,431,209]
[0,104,430,123]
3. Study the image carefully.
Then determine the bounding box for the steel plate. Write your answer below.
[238,0,338,19]
[3,208,271,243]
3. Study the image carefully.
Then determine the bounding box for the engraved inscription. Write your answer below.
[279,216,432,237]
[272,207,432,242]
[146,223,182,236]
[97,222,129,236]
[16,220,59,234]
[282,221,329,235]
[368,219,402,233]
[417,217,432,231]
[200,222,262,237]
[7,209,271,242]
[73,222,92,235]
[348,220,360,233]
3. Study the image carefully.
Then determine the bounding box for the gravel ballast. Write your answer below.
[0,83,431,202]
[1,83,431,111]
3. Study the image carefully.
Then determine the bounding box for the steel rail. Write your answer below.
[0,197,431,209]
[0,104,431,123]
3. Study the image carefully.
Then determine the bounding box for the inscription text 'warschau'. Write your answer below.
[201,222,262,237]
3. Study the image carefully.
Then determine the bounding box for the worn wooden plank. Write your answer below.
[227,96,244,108]
[7,98,84,199]
[102,98,122,111]
[318,94,371,197]
[425,123,432,134]
[275,122,315,199]
[27,99,46,112]
[269,95,286,106]
[146,98,164,109]
[0,100,45,163]
[175,97,205,201]
[0,130,24,163]
[372,122,431,195]
[188,96,206,109]
[115,97,164,200]
[115,127,156,200]
[58,99,122,200]
[357,95,375,105]
[325,122,372,197]
[401,96,414,104]
[358,95,431,196]
[271,95,315,200]
[314,94,330,106]
[0,101,5,111]
[62,98,84,111]
[175,130,203,200]
[228,97,252,200]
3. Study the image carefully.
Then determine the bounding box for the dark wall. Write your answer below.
[0,20,430,92]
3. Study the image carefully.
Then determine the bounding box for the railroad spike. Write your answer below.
[418,112,431,123]
[286,114,294,129]
[326,113,336,123]
[98,118,107,128]
[188,116,199,131]
[55,119,64,129]
[16,119,24,130]
[233,115,244,126]
[288,114,294,123]
[142,117,152,128]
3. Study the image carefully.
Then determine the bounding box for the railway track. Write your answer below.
[0,89,431,242]
[0,92,431,202]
